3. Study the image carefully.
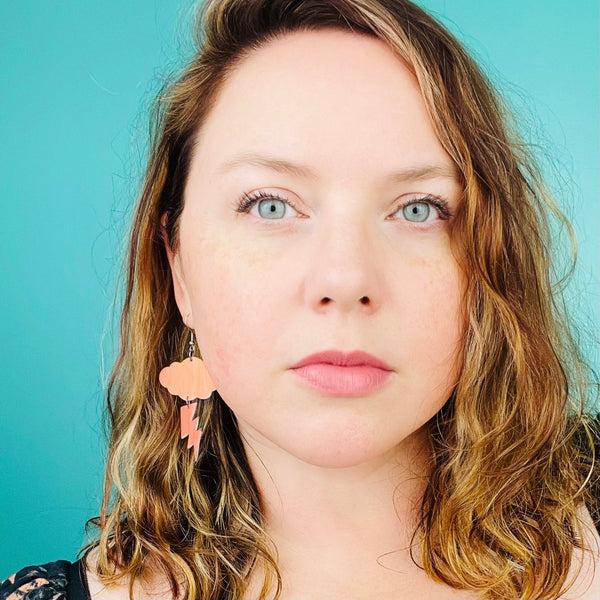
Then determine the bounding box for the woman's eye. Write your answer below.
[392,197,451,223]
[236,191,451,223]
[236,191,299,219]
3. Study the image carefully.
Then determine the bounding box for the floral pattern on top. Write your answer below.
[0,561,70,600]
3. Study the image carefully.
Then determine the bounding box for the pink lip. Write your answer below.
[290,350,393,397]
[292,350,392,370]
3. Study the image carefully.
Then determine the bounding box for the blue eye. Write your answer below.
[236,190,299,219]
[236,191,452,222]
[403,201,431,222]
[393,196,451,222]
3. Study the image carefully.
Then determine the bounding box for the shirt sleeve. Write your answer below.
[0,560,70,600]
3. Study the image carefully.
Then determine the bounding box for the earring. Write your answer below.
[158,330,216,460]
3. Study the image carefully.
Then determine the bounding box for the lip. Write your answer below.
[291,350,393,371]
[290,350,393,397]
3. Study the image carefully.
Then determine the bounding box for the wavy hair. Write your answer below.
[79,1,600,598]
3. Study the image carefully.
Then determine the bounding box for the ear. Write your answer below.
[161,212,194,329]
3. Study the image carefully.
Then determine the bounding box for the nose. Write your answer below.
[303,216,384,314]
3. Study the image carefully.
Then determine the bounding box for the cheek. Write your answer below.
[385,257,465,428]
[181,235,282,389]
[398,255,466,377]
[434,275,465,371]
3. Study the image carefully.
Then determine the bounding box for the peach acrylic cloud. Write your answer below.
[158,357,216,401]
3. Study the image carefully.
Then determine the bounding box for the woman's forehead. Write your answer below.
[191,28,454,181]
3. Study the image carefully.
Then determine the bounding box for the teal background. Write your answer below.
[1,0,598,575]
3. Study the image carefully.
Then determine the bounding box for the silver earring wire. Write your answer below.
[188,330,195,360]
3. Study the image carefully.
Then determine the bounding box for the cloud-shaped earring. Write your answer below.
[159,329,216,461]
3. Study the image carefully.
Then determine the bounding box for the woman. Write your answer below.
[2,0,598,598]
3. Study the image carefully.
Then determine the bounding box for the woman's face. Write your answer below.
[166,29,466,469]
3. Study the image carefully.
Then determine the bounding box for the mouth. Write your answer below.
[290,350,393,396]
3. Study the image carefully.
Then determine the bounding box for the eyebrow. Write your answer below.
[217,152,458,182]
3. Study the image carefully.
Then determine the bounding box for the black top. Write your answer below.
[0,557,90,600]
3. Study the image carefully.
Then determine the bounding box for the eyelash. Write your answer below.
[236,190,452,220]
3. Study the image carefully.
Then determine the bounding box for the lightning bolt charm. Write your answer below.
[180,402,202,461]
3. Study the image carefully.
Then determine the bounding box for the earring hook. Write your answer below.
[188,329,195,360]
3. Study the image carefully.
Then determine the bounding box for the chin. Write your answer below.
[278,420,394,469]
[299,450,380,469]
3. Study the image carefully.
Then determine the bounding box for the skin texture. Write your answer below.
[163,29,473,597]
[169,29,465,471]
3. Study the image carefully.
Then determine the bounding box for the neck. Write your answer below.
[239,422,432,566]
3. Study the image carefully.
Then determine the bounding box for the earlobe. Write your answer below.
[160,212,194,329]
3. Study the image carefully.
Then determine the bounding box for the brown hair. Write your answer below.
[79,1,599,598]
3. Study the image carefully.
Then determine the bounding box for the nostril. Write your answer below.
[360,296,370,304]
[321,297,331,304]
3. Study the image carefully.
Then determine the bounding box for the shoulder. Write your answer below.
[561,504,600,600]
[0,560,71,600]
[83,547,176,600]
[83,547,129,600]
